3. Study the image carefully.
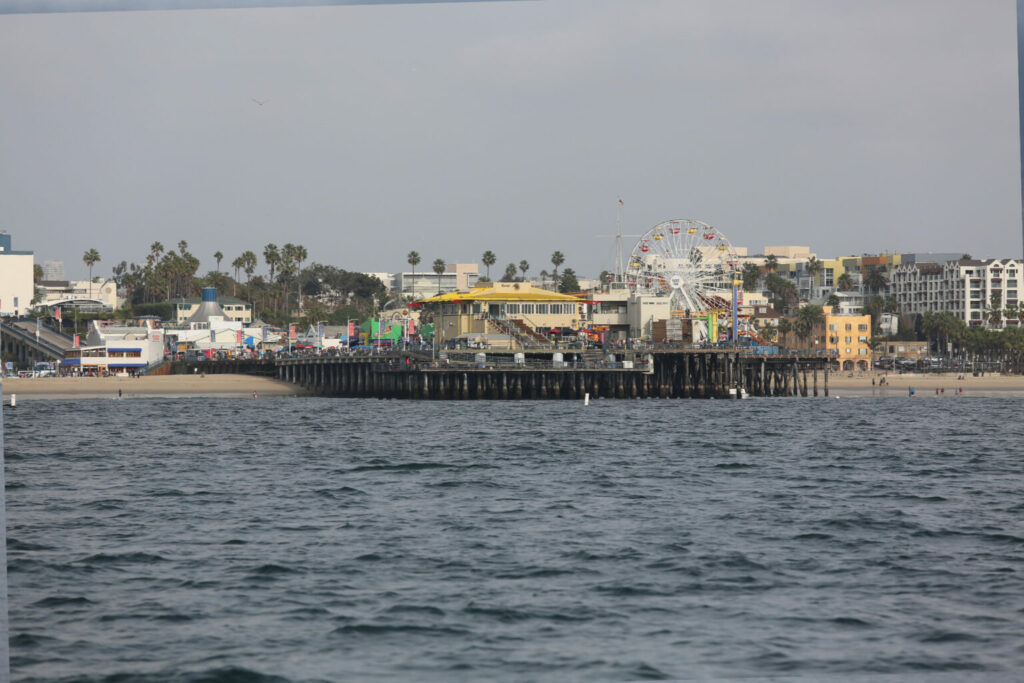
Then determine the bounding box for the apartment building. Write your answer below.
[890,258,1021,328]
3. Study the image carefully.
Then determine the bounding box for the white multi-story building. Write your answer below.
[36,279,119,312]
[890,258,1022,328]
[0,232,34,317]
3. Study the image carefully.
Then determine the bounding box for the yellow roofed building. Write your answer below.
[414,282,584,349]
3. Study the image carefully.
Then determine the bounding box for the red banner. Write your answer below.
[74,334,80,348]
[236,329,243,343]
[348,321,355,338]
[289,324,296,340]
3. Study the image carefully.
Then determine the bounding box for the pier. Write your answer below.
[174,349,830,400]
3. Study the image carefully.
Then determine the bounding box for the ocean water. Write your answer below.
[5,396,1024,682]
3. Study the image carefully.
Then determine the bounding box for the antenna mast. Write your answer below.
[616,198,624,285]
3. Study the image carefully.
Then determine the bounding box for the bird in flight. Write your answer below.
[252,98,268,106]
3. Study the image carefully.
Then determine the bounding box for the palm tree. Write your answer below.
[864,268,888,295]
[82,248,101,300]
[806,256,823,297]
[777,317,792,347]
[177,240,189,256]
[432,258,446,294]
[294,244,308,312]
[264,243,280,308]
[741,263,762,292]
[241,250,258,305]
[214,250,224,273]
[481,250,496,280]
[836,272,854,292]
[795,304,826,347]
[231,256,244,296]
[988,291,1004,327]
[519,260,529,281]
[765,254,778,273]
[407,251,421,298]
[550,251,565,281]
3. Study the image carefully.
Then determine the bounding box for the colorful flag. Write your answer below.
[289,324,296,340]
[210,329,216,343]
[55,307,61,321]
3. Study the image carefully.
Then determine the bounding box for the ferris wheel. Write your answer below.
[626,219,739,314]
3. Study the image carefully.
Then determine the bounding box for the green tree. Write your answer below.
[765,254,778,273]
[741,263,762,293]
[558,267,580,293]
[407,251,421,299]
[214,250,223,273]
[805,257,824,297]
[864,267,888,294]
[836,272,854,291]
[482,250,496,279]
[777,317,792,347]
[231,256,244,296]
[794,304,825,346]
[519,260,530,281]
[432,258,446,293]
[83,248,101,300]
[501,263,518,282]
[34,263,43,283]
[987,291,1003,327]
[550,251,565,280]
[826,293,841,309]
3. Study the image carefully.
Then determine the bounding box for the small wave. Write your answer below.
[384,604,445,617]
[916,629,984,644]
[332,623,469,636]
[713,462,757,469]
[355,552,383,561]
[80,551,167,564]
[9,631,57,648]
[31,595,93,608]
[7,538,54,551]
[347,462,453,473]
[245,563,302,579]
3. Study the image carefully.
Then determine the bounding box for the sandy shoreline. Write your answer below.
[825,371,1024,394]
[0,374,307,399]
[1,371,1021,399]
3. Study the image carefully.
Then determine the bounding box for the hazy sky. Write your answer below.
[1,0,1020,281]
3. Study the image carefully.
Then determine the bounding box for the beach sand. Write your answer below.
[1,370,1021,400]
[0,374,307,399]
[825,371,1024,396]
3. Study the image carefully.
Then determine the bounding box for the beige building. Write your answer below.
[826,310,872,371]
[169,294,253,324]
[415,282,582,349]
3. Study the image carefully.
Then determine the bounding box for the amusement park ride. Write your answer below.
[626,219,742,343]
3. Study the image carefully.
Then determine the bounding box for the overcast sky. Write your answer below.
[1,0,1020,281]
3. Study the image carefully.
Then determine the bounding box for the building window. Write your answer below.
[845,323,852,331]
[828,323,836,331]
[845,336,851,343]
[858,324,867,331]
[536,304,549,315]
[507,303,520,314]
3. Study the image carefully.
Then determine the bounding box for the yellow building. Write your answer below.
[826,310,872,371]
[415,282,583,349]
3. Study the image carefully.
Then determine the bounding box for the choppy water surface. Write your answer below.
[6,396,1024,681]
